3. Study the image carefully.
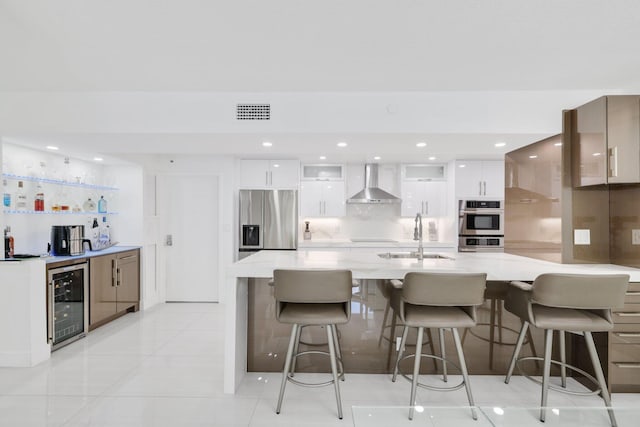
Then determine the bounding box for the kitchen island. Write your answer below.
[225,249,640,393]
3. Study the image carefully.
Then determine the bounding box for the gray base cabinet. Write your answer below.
[89,249,140,329]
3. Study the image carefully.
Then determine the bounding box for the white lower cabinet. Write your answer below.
[300,181,346,217]
[400,180,447,217]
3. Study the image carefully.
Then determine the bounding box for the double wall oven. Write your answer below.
[458,200,504,252]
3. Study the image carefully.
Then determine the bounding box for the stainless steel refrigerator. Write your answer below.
[239,189,298,256]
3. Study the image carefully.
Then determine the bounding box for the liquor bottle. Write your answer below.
[83,197,96,212]
[34,182,45,211]
[99,216,111,247]
[98,195,107,213]
[3,179,10,208]
[4,226,14,258]
[15,181,27,210]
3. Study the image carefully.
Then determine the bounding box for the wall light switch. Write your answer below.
[574,229,591,245]
[632,229,640,245]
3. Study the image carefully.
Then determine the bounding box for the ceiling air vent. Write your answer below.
[236,104,271,120]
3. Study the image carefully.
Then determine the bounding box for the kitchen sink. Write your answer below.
[377,252,454,260]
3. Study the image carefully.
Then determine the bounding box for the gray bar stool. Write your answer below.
[273,269,353,419]
[504,273,629,426]
[392,272,487,420]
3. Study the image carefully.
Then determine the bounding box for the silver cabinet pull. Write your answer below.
[608,146,618,178]
[626,291,640,296]
[616,312,640,317]
[319,201,322,215]
[613,362,640,369]
[119,255,136,261]
[479,181,482,196]
[424,201,428,215]
[483,181,487,195]
[615,333,640,338]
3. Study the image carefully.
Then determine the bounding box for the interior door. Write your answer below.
[157,174,219,302]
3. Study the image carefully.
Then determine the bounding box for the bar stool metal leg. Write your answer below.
[330,325,345,381]
[584,331,618,427]
[426,329,438,371]
[409,327,424,420]
[505,321,529,384]
[326,324,343,419]
[439,328,448,382]
[378,298,391,347]
[489,298,497,370]
[540,329,554,422]
[559,330,567,388]
[277,323,299,414]
[392,326,410,382]
[452,328,478,420]
[290,324,303,377]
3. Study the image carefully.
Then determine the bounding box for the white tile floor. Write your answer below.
[0,303,638,426]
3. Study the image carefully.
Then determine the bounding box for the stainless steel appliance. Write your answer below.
[50,225,89,256]
[458,200,504,252]
[458,200,504,236]
[47,262,89,350]
[347,163,401,204]
[239,189,298,256]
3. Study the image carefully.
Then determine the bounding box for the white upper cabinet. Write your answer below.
[240,160,299,188]
[400,164,447,217]
[301,164,344,181]
[300,180,346,217]
[401,164,446,181]
[400,180,447,217]
[455,160,504,198]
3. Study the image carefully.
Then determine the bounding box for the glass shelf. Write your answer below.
[3,209,119,215]
[2,173,119,191]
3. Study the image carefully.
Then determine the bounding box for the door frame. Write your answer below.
[156,172,223,303]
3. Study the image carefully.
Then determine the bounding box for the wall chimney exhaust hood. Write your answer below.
[347,164,401,204]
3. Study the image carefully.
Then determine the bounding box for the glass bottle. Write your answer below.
[34,182,45,211]
[15,181,27,210]
[3,179,11,208]
[98,195,107,213]
[83,197,97,212]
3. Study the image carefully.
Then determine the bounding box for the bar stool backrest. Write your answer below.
[402,272,487,306]
[273,269,353,303]
[531,273,629,309]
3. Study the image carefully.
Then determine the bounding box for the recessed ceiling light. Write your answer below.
[93,157,103,162]
[529,155,538,159]
[592,152,601,156]
[494,142,506,148]
[262,141,272,147]
[458,164,466,168]
[337,142,347,147]
[373,156,381,160]
[554,142,563,147]
[428,156,436,161]
[416,142,427,148]
[46,146,59,150]
[273,163,280,168]
[319,155,326,160]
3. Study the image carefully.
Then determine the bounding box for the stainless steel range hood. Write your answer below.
[347,164,401,204]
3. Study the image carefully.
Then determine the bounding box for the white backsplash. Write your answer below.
[300,203,455,243]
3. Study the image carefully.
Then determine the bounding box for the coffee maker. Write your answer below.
[50,225,89,256]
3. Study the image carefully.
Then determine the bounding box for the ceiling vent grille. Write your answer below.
[236,104,271,120]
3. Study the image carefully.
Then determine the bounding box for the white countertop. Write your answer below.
[297,239,455,249]
[230,249,640,281]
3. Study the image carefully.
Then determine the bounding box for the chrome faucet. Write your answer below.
[413,213,423,260]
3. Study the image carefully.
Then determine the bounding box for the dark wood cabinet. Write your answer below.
[89,249,140,330]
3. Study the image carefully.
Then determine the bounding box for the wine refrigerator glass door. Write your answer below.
[48,263,89,350]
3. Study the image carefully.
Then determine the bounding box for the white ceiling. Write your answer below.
[1,0,640,163]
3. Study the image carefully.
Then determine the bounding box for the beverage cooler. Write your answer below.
[47,262,89,350]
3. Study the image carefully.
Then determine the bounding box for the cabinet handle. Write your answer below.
[319,201,322,215]
[119,255,136,261]
[48,281,54,344]
[616,312,640,317]
[479,181,482,196]
[608,146,618,178]
[270,171,273,186]
[615,333,640,338]
[116,268,121,287]
[626,292,640,296]
[111,259,117,287]
[424,201,428,215]
[483,181,487,195]
[323,201,326,215]
[613,362,640,369]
